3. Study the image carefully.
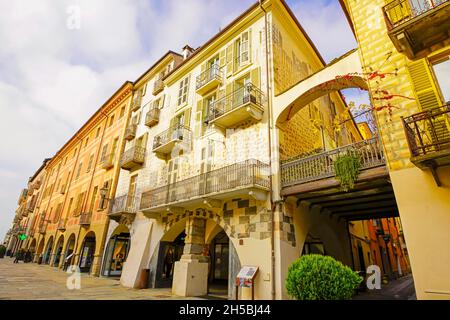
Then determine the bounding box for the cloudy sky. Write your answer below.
[0,0,364,240]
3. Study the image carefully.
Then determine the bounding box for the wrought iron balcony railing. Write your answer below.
[153,79,164,95]
[402,104,450,166]
[101,153,115,170]
[382,0,450,58]
[38,222,47,234]
[57,218,67,231]
[281,137,386,188]
[196,64,223,94]
[383,0,449,29]
[145,108,160,127]
[205,83,264,127]
[79,212,92,226]
[124,123,137,141]
[120,146,146,170]
[140,159,270,211]
[109,195,139,223]
[152,125,192,153]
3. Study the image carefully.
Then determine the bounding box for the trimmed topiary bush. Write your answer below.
[286,254,363,300]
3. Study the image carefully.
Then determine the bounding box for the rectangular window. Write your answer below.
[96,127,101,138]
[85,137,89,148]
[177,76,190,106]
[67,198,74,217]
[111,137,119,160]
[89,186,98,213]
[100,144,108,163]
[86,154,94,172]
[432,58,450,102]
[120,106,126,118]
[76,162,83,179]
[109,114,115,127]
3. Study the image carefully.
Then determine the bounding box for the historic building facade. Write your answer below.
[340,0,450,299]
[20,82,134,276]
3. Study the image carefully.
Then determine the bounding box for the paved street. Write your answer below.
[354,275,416,300]
[0,257,201,300]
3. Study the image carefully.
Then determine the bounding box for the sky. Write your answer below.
[0,0,363,241]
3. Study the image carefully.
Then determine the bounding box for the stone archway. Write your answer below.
[52,235,64,267]
[273,49,367,125]
[43,236,54,265]
[78,231,96,273]
[102,225,131,277]
[62,233,76,270]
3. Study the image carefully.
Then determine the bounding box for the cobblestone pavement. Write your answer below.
[353,274,417,300]
[0,257,202,300]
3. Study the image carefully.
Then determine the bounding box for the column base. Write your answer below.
[172,258,209,297]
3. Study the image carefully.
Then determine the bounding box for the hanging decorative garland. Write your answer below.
[334,153,361,192]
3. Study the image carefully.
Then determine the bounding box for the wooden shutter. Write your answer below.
[195,99,203,138]
[184,108,191,127]
[384,0,411,25]
[226,44,233,77]
[407,58,443,110]
[219,50,226,69]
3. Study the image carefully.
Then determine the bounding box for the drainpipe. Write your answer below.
[259,0,277,300]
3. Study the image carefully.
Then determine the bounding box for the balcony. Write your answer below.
[57,218,67,231]
[205,84,264,128]
[79,212,92,226]
[152,125,192,157]
[383,0,450,59]
[196,64,223,95]
[140,159,270,215]
[124,124,137,141]
[101,153,115,170]
[402,104,450,182]
[120,146,146,171]
[281,137,386,193]
[145,108,160,128]
[108,194,138,223]
[39,222,47,234]
[153,79,164,96]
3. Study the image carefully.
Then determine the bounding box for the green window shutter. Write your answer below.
[194,99,203,138]
[184,108,191,127]
[251,67,261,89]
[407,58,443,110]
[219,50,226,69]
[226,44,233,77]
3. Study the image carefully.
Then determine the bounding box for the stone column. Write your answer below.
[91,254,102,277]
[172,217,209,297]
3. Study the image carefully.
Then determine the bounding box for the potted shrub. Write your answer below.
[0,245,6,258]
[286,254,363,300]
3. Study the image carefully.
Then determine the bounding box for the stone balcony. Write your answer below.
[145,108,160,128]
[120,146,146,171]
[402,104,450,185]
[205,83,264,129]
[124,124,137,141]
[196,64,223,96]
[140,159,270,218]
[383,0,450,58]
[152,125,192,157]
[108,194,138,224]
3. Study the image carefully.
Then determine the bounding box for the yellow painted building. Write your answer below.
[25,82,133,276]
[340,0,450,299]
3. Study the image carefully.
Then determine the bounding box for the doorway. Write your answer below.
[103,232,130,277]
[79,233,96,273]
[155,231,185,288]
[208,230,230,298]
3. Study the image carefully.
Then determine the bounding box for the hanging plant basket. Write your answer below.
[334,152,361,192]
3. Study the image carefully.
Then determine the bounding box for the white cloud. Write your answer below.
[0,0,355,240]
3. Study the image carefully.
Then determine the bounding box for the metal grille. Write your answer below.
[281,137,386,187]
[206,84,264,123]
[140,159,270,210]
[402,104,450,157]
